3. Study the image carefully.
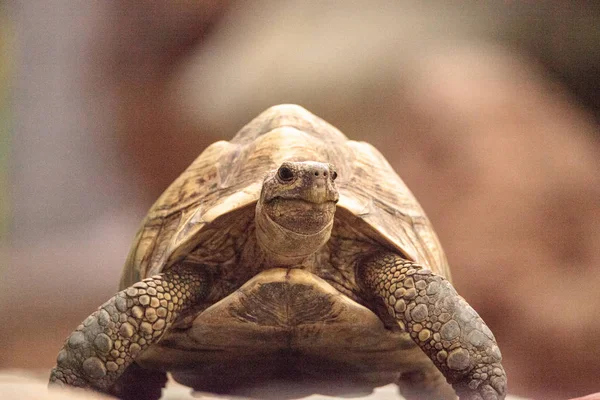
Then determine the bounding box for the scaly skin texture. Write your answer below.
[359,253,507,400]
[49,264,208,397]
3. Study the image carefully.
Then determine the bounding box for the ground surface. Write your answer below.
[0,370,530,400]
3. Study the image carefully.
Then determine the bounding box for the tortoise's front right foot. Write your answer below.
[359,253,507,400]
[49,264,208,396]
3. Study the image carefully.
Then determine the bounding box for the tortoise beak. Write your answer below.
[306,180,338,204]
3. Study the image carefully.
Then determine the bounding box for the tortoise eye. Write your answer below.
[277,166,295,182]
[331,170,338,181]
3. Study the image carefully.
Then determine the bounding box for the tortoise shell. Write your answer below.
[120,104,449,289]
[116,104,455,396]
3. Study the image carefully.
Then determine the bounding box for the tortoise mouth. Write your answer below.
[269,196,338,207]
[263,198,337,235]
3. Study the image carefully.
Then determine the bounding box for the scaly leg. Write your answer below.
[49,264,208,397]
[358,253,507,400]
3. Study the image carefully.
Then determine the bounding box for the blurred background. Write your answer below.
[2,1,600,399]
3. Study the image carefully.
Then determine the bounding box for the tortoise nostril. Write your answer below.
[313,169,329,177]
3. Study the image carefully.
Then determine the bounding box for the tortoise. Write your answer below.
[50,105,507,400]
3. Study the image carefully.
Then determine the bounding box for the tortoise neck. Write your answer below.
[254,201,332,267]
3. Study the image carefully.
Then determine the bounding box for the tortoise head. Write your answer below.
[255,161,339,266]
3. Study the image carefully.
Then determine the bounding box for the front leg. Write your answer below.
[358,253,507,400]
[49,264,209,397]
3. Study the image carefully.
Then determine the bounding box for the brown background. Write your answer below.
[2,2,600,399]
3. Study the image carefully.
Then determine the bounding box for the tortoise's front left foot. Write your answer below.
[49,264,208,395]
[359,253,507,400]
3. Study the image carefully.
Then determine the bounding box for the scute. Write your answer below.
[121,104,449,289]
